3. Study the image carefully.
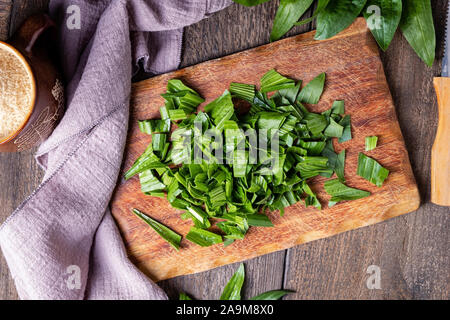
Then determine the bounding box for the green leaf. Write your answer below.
[297,73,326,104]
[250,289,293,300]
[220,263,245,300]
[186,227,223,247]
[357,153,389,187]
[365,136,378,151]
[247,214,274,227]
[132,209,182,251]
[315,0,367,40]
[363,0,402,51]
[230,82,255,102]
[335,149,346,183]
[324,179,370,207]
[303,113,327,136]
[179,293,193,300]
[232,0,272,7]
[139,170,166,193]
[324,117,344,138]
[260,69,296,93]
[338,115,352,143]
[294,0,330,26]
[270,0,315,42]
[204,90,235,131]
[399,0,435,67]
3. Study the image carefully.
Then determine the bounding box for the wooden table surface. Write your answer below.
[0,0,448,300]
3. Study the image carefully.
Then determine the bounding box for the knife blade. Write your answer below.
[431,4,450,206]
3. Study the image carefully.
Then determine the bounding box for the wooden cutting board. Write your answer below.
[110,18,420,282]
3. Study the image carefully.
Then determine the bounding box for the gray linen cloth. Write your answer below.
[0,0,231,300]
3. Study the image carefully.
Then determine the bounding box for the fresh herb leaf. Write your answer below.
[324,179,370,207]
[363,0,402,51]
[247,214,274,227]
[220,263,245,300]
[357,153,389,187]
[179,293,192,300]
[315,0,368,40]
[186,227,223,247]
[338,115,352,143]
[260,69,296,93]
[335,149,346,182]
[250,289,293,300]
[294,0,330,26]
[132,209,182,251]
[324,117,344,138]
[365,136,378,151]
[297,72,326,104]
[399,0,435,67]
[270,0,314,42]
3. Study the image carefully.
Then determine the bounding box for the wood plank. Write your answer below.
[111,18,420,282]
[0,0,12,41]
[0,0,48,300]
[283,0,450,300]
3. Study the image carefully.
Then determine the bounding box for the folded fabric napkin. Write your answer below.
[0,0,231,300]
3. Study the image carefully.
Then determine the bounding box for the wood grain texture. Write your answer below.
[1,0,449,300]
[431,77,450,206]
[111,18,420,282]
[0,0,12,40]
[0,0,48,300]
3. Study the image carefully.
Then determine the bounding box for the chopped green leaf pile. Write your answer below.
[126,69,389,247]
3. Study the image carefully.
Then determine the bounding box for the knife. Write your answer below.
[431,4,450,206]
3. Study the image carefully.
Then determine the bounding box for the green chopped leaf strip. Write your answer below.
[127,71,380,248]
[132,209,182,251]
[260,69,296,93]
[186,227,223,247]
[365,136,378,151]
[357,153,390,187]
[324,179,370,207]
[297,73,326,104]
[250,290,293,300]
[230,82,256,102]
[179,293,192,300]
[220,263,245,300]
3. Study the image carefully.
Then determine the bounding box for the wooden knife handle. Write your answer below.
[431,77,450,206]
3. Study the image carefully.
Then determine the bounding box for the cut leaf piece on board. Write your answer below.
[335,149,346,182]
[260,69,296,93]
[132,209,181,251]
[338,115,352,143]
[363,0,402,51]
[315,0,367,40]
[186,227,223,247]
[365,136,378,151]
[399,0,435,67]
[324,179,370,207]
[270,0,314,42]
[357,153,389,187]
[297,72,326,104]
[220,263,245,300]
[251,290,294,300]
